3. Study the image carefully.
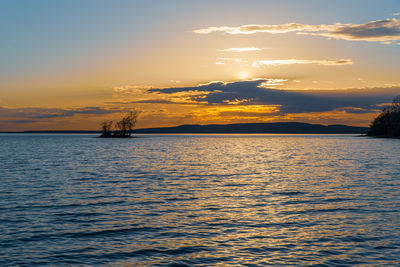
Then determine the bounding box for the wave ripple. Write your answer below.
[1,134,400,266]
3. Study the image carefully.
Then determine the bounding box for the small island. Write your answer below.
[100,110,139,138]
[367,95,400,138]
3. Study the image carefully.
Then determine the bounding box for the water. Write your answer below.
[0,134,399,266]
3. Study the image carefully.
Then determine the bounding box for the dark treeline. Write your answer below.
[368,95,400,137]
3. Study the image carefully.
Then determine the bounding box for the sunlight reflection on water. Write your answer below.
[0,134,399,266]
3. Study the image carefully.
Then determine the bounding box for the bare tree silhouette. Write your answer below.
[100,109,139,138]
[100,121,113,137]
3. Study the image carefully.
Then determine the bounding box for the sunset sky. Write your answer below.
[1,0,400,131]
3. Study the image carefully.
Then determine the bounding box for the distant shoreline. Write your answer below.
[0,132,364,135]
[0,131,101,134]
[0,122,368,134]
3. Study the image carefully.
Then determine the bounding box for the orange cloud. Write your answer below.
[219,47,263,52]
[189,105,281,122]
[112,86,217,105]
[284,108,379,126]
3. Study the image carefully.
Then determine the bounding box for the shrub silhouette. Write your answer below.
[100,110,139,138]
[368,95,400,137]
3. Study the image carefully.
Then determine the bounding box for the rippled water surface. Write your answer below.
[1,134,400,266]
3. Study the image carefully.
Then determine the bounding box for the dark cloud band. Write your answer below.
[148,79,399,113]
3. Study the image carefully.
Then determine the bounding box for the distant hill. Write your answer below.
[5,122,366,134]
[132,122,368,134]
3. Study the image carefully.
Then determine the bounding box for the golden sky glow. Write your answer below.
[1,1,400,131]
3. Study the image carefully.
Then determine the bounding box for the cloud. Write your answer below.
[313,19,400,42]
[334,107,373,114]
[194,18,400,43]
[193,23,334,34]
[219,47,263,52]
[222,98,253,105]
[129,99,179,104]
[258,79,288,88]
[217,57,244,62]
[188,105,281,122]
[112,85,218,105]
[215,57,352,68]
[146,79,399,114]
[284,108,377,126]
[1,119,38,124]
[252,59,353,67]
[215,57,246,66]
[0,106,121,123]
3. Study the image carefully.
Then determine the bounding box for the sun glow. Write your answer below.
[237,70,251,80]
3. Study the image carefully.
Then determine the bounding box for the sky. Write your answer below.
[1,0,400,131]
